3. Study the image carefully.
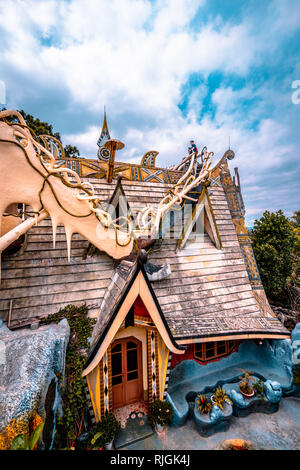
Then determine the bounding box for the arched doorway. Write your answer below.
[111,337,143,409]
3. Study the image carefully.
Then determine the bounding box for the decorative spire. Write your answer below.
[97,107,111,161]
[97,107,111,148]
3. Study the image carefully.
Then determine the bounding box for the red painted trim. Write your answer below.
[170,341,241,369]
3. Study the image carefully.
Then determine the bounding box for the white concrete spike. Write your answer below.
[64,225,73,263]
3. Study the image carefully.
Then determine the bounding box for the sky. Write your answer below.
[0,0,299,226]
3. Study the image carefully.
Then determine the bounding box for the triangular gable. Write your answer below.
[106,178,133,224]
[176,186,222,251]
[82,262,184,377]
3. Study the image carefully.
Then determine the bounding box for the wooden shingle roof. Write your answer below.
[0,152,289,340]
[82,165,288,341]
[148,184,288,340]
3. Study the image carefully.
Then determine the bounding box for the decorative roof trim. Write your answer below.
[176,331,290,343]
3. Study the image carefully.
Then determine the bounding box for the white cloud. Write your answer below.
[1,0,299,225]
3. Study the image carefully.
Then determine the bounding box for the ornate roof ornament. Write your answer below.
[97,108,111,162]
[141,150,159,168]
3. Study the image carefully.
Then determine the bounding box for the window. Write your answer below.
[111,344,123,386]
[194,340,238,362]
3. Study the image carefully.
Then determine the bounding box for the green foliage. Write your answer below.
[212,386,232,409]
[148,400,173,427]
[10,423,44,450]
[253,379,265,400]
[90,431,104,450]
[251,210,296,300]
[196,394,212,414]
[42,304,96,446]
[90,413,120,445]
[289,210,300,286]
[64,144,80,159]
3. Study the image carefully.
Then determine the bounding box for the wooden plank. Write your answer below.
[153,276,251,295]
[152,269,249,287]
[161,292,257,316]
[158,289,255,310]
[0,288,107,311]
[4,248,106,260]
[0,269,113,288]
[156,284,252,303]
[164,299,260,317]
[25,240,88,251]
[2,300,102,324]
[1,256,113,270]
[150,252,245,266]
[0,278,110,300]
[28,233,86,242]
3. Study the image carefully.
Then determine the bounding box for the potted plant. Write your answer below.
[196,394,212,414]
[148,399,173,432]
[239,370,254,398]
[211,386,232,409]
[91,413,120,450]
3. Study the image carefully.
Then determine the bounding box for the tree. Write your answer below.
[251,210,296,301]
[290,210,300,286]
[2,109,80,158]
[64,144,80,159]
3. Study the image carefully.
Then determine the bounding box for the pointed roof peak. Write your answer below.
[97,106,111,149]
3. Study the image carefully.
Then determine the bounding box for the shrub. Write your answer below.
[91,413,120,445]
[253,379,265,400]
[148,400,173,427]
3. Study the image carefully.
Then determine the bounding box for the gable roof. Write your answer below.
[83,257,185,377]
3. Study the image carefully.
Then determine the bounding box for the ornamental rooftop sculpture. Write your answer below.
[0,110,213,281]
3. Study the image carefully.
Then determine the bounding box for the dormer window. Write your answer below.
[177,187,222,251]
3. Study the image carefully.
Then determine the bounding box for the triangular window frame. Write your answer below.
[176,186,222,251]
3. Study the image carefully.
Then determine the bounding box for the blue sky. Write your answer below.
[0,0,299,226]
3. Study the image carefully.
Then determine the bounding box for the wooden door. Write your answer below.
[111,337,143,409]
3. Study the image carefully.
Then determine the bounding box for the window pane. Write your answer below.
[216,342,226,355]
[205,342,215,359]
[112,343,121,353]
[127,341,137,350]
[127,349,138,372]
[127,371,138,381]
[194,343,203,359]
[112,352,122,376]
[112,375,122,386]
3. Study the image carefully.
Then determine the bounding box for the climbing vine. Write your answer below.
[42,304,96,447]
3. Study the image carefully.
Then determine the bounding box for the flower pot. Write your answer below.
[105,440,114,451]
[240,388,255,399]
